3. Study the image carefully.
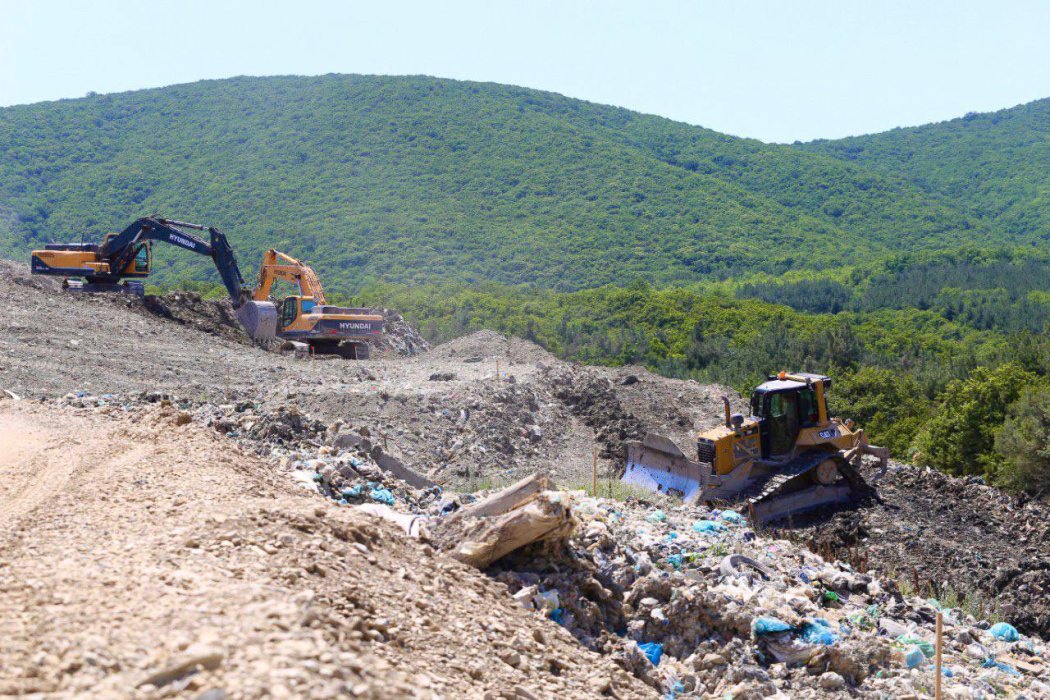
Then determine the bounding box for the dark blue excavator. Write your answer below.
[30,216,278,342]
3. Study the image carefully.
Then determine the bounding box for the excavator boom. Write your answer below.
[254,249,327,305]
[30,216,278,343]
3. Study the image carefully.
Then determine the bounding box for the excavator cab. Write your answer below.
[279,296,322,331]
[99,234,151,277]
[279,296,301,330]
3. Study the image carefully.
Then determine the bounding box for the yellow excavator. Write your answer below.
[253,249,383,359]
[622,372,888,524]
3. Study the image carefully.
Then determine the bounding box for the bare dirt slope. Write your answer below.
[0,401,649,698]
[0,262,737,489]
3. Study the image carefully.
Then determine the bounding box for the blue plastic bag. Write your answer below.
[982,659,1021,676]
[799,619,838,646]
[903,645,924,669]
[989,622,1019,642]
[646,510,667,523]
[369,486,396,505]
[717,510,744,524]
[692,520,727,534]
[667,553,683,569]
[638,641,663,666]
[752,617,795,635]
[342,484,363,498]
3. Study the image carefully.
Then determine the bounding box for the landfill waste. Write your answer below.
[637,642,663,667]
[990,621,1020,642]
[43,389,1050,698]
[903,645,924,669]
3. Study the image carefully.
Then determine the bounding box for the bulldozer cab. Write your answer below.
[751,375,827,458]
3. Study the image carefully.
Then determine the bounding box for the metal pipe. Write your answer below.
[721,396,731,428]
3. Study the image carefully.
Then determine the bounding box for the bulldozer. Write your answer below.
[622,372,888,524]
[253,249,383,359]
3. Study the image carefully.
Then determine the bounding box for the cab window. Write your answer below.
[750,391,764,417]
[301,299,316,314]
[798,388,819,426]
[281,297,298,328]
[133,243,150,273]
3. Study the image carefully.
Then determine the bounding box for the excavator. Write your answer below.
[622,372,889,525]
[30,216,278,342]
[252,249,383,359]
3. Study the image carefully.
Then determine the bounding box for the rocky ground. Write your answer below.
[2,259,1050,697]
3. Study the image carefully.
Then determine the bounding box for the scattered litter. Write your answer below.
[989,622,1019,642]
[691,519,726,534]
[638,642,663,667]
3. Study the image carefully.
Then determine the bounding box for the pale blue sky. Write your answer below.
[1,0,1048,143]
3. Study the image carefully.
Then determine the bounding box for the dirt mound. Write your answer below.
[427,329,556,364]
[144,291,250,344]
[0,401,651,698]
[546,365,646,461]
[368,308,430,357]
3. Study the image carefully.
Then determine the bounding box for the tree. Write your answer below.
[913,364,1037,477]
[994,385,1050,496]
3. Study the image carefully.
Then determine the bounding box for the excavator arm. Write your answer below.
[253,249,327,304]
[99,217,251,306]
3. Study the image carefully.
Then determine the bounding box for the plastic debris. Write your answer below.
[895,635,934,659]
[638,641,663,666]
[982,659,1021,676]
[903,645,924,669]
[368,486,396,505]
[716,509,744,524]
[691,520,726,534]
[645,510,667,523]
[534,589,560,612]
[799,619,838,646]
[752,617,795,635]
[989,622,1019,642]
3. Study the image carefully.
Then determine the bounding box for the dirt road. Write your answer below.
[0,401,649,697]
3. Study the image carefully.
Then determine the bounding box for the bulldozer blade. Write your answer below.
[236,300,278,343]
[622,433,711,502]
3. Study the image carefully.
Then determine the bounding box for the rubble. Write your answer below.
[7,261,1050,697]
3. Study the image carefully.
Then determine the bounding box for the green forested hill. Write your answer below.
[803,98,1050,239]
[0,74,1000,290]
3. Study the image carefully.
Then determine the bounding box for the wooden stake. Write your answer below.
[935,611,943,699]
[592,443,598,497]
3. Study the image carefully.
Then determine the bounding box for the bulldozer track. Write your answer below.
[745,450,867,511]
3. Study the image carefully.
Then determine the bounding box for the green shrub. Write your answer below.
[913,364,1037,477]
[994,385,1050,496]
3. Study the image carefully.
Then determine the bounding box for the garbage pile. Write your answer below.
[48,391,1050,697]
[367,308,430,357]
[803,460,1050,639]
[545,366,645,460]
[200,400,443,513]
[487,494,1050,697]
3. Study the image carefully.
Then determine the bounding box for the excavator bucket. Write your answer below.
[236,300,278,343]
[622,433,712,503]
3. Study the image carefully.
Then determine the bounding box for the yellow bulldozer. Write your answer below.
[622,372,888,524]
